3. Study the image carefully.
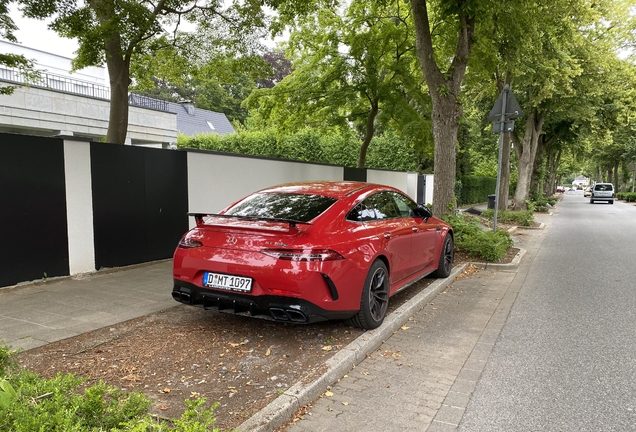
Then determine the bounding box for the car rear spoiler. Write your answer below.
[188,213,312,230]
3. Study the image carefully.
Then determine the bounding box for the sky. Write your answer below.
[8,4,282,59]
[9,5,79,58]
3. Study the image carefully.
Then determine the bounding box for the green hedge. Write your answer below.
[178,129,419,171]
[456,176,497,206]
[616,192,636,202]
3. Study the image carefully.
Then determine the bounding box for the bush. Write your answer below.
[617,192,636,202]
[0,344,221,431]
[444,213,514,262]
[528,196,556,213]
[481,207,535,227]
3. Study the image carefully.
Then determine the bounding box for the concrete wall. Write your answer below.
[0,85,177,145]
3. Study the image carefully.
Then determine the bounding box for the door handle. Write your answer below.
[383,233,392,239]
[412,227,419,232]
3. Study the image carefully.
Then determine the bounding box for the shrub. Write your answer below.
[617,192,636,202]
[444,213,514,262]
[481,207,535,227]
[0,344,222,431]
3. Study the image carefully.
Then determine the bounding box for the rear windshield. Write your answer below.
[594,184,613,191]
[225,193,337,222]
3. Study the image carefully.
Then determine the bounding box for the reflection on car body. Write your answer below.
[172,181,455,330]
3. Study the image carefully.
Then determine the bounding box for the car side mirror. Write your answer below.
[416,205,433,220]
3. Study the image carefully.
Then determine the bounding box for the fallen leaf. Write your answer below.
[162,387,170,393]
[265,348,271,356]
[342,401,349,406]
[401,325,409,330]
[325,391,334,397]
[159,405,168,411]
[322,345,333,351]
[190,392,200,398]
[229,342,240,347]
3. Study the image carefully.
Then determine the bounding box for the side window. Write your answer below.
[347,201,377,222]
[391,192,418,218]
[371,192,401,220]
[346,192,401,222]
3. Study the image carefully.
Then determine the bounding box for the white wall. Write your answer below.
[187,152,344,216]
[367,169,418,201]
[63,140,95,274]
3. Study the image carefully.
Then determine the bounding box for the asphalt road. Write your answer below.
[460,190,636,431]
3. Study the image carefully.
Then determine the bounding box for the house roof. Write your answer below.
[165,101,235,136]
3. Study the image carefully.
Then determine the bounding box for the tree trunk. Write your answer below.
[530,135,546,198]
[105,54,131,144]
[430,96,460,216]
[511,111,545,210]
[613,160,619,187]
[356,98,379,168]
[544,150,562,195]
[411,0,474,218]
[91,0,132,145]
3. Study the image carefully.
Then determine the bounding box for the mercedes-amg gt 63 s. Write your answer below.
[172,181,454,329]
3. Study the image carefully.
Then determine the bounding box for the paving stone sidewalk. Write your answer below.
[0,260,175,351]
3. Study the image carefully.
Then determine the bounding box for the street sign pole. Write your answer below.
[488,83,522,232]
[493,87,508,232]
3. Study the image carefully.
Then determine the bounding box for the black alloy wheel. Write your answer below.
[432,234,454,278]
[348,260,389,330]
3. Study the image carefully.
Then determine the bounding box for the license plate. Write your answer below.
[203,272,252,292]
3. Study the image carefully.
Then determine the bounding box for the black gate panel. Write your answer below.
[344,167,367,182]
[91,143,147,269]
[91,143,188,269]
[0,133,69,287]
[144,149,188,261]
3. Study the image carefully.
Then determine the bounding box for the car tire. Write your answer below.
[348,260,389,330]
[610,200,614,205]
[590,199,594,204]
[432,234,454,278]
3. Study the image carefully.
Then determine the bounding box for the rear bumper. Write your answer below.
[172,279,356,324]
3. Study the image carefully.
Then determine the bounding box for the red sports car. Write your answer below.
[172,181,454,329]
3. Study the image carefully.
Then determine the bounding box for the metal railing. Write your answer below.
[0,67,111,100]
[0,68,170,113]
[128,93,169,112]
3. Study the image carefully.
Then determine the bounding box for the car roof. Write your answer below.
[255,181,395,198]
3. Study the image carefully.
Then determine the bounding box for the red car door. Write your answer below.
[358,192,413,284]
[390,192,438,274]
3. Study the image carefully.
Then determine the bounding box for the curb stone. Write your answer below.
[237,263,468,432]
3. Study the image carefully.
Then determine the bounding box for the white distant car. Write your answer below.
[590,183,614,204]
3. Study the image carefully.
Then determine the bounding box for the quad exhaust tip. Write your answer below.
[269,307,307,322]
[172,290,191,304]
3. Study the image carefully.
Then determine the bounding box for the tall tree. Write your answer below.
[246,0,431,168]
[410,0,477,217]
[17,0,328,144]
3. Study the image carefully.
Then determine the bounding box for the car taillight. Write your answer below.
[178,237,203,248]
[261,248,345,262]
